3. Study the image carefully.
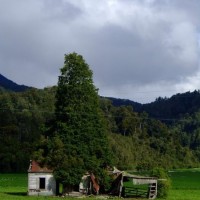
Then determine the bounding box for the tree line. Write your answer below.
[1,54,200,176]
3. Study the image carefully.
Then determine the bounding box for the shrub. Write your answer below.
[150,168,171,198]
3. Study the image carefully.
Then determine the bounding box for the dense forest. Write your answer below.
[1,74,200,172]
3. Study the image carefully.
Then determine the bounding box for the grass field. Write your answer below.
[167,168,200,200]
[1,169,200,200]
[0,174,61,200]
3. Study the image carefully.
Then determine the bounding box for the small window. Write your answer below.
[39,177,46,189]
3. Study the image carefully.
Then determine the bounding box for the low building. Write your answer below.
[109,170,157,199]
[27,160,56,196]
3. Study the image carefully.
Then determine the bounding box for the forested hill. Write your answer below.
[2,73,200,120]
[107,97,142,110]
[0,73,32,92]
[1,86,200,172]
[108,90,200,120]
[1,74,200,172]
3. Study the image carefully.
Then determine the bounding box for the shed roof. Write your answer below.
[28,160,53,173]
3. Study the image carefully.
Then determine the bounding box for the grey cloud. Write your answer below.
[0,0,200,103]
[0,0,82,86]
[86,19,198,87]
[43,0,83,23]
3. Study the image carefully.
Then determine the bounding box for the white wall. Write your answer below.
[28,172,56,196]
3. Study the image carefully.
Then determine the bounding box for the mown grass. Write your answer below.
[167,168,200,200]
[169,168,200,189]
[1,170,200,200]
[0,174,61,200]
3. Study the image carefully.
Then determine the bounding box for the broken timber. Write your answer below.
[109,170,157,199]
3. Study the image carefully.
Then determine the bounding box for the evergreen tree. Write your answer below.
[46,53,112,192]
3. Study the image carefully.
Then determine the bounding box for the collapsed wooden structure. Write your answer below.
[109,169,157,199]
[79,173,100,195]
[28,161,157,199]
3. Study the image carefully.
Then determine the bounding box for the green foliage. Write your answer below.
[157,179,171,199]
[2,66,200,175]
[42,53,113,189]
[151,168,169,179]
[0,87,55,172]
[1,85,200,173]
[151,168,171,198]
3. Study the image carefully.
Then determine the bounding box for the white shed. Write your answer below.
[28,160,56,196]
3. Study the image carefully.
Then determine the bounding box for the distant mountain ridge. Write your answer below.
[0,73,32,92]
[108,90,200,120]
[1,73,200,121]
[107,97,142,109]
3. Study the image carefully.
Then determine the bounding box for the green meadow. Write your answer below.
[167,169,200,200]
[1,169,200,200]
[0,174,59,200]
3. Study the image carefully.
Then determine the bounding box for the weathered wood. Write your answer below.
[148,182,157,199]
[125,187,148,198]
[28,160,56,196]
[110,169,157,199]
[28,173,56,196]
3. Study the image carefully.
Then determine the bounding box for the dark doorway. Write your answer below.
[39,178,46,189]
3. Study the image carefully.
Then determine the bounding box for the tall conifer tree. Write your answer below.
[46,53,112,191]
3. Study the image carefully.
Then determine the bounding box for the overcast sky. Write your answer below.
[1,0,200,103]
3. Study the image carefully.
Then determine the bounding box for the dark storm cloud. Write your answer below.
[90,23,198,86]
[0,0,83,87]
[83,0,199,91]
[0,0,200,102]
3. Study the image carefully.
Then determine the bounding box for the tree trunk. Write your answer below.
[62,184,74,195]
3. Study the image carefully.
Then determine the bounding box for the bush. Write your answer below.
[150,168,171,198]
